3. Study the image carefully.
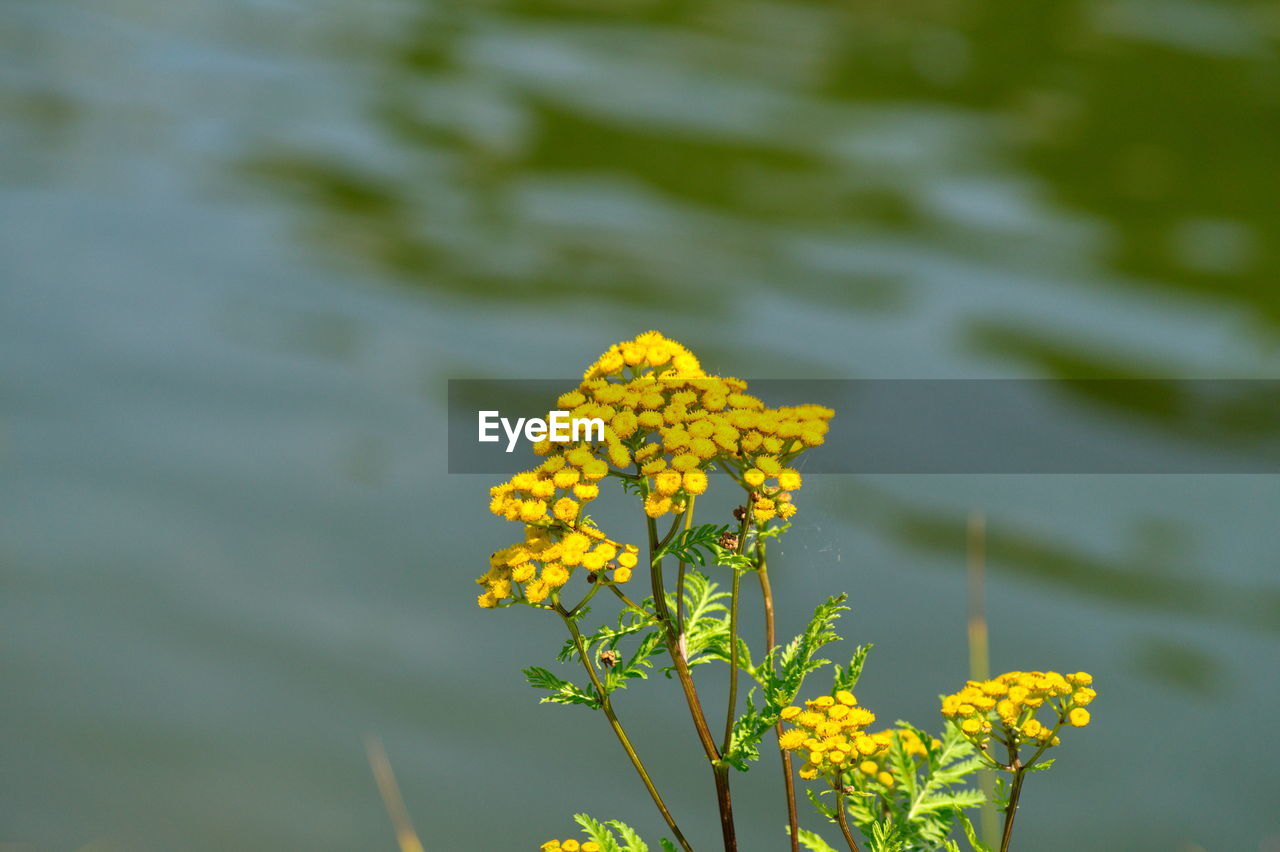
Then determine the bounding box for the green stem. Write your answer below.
[556,605,695,852]
[834,785,862,852]
[647,512,736,851]
[567,579,602,618]
[676,496,695,636]
[720,513,751,753]
[606,584,657,621]
[999,767,1026,852]
[757,546,800,852]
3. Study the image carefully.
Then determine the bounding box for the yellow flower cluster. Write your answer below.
[480,331,834,608]
[941,671,1096,752]
[777,690,889,780]
[539,840,600,852]
[852,727,941,789]
[477,524,640,608]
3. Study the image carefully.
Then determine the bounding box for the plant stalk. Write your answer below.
[999,766,1026,852]
[647,513,737,851]
[757,546,800,852]
[557,605,696,852]
[720,513,751,751]
[834,786,862,852]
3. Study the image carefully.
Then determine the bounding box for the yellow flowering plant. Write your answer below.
[476,332,1096,852]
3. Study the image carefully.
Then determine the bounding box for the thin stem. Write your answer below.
[606,584,657,621]
[567,578,603,618]
[647,512,736,851]
[720,514,752,752]
[720,564,743,751]
[758,546,800,852]
[834,786,862,852]
[556,605,695,852]
[999,767,1027,852]
[676,496,696,636]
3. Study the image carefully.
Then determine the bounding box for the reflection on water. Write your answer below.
[244,0,1280,344]
[838,478,1280,635]
[3,0,1280,849]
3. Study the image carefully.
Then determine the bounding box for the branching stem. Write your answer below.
[555,604,695,852]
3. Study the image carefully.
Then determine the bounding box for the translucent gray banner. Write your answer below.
[448,379,1280,474]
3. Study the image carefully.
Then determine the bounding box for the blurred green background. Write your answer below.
[2,0,1279,849]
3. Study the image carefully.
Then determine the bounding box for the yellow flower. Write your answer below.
[654,470,683,496]
[941,670,1096,753]
[682,470,708,495]
[644,494,673,518]
[581,459,609,481]
[480,332,838,607]
[553,498,579,523]
[778,729,807,750]
[782,691,881,780]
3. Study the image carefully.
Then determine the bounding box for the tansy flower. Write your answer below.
[682,470,708,495]
[941,670,1096,754]
[479,332,836,608]
[780,692,885,782]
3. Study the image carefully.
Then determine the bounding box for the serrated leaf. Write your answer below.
[955,809,996,852]
[757,521,792,540]
[832,643,873,694]
[793,827,840,852]
[603,629,665,695]
[806,786,837,821]
[656,523,729,566]
[664,570,732,670]
[573,814,623,852]
[606,819,649,852]
[523,666,600,709]
[867,820,906,852]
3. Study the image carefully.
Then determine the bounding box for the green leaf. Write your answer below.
[522,666,600,709]
[723,689,768,771]
[603,629,665,695]
[557,604,655,663]
[665,570,732,670]
[1026,758,1056,772]
[956,809,996,852]
[572,814,623,852]
[658,841,676,852]
[832,643,873,693]
[606,819,649,852]
[805,786,837,821]
[793,827,840,852]
[757,521,792,540]
[866,820,906,852]
[656,523,729,566]
[767,595,847,708]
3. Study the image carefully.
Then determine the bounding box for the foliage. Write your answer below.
[474,333,1096,852]
[845,724,987,851]
[723,595,849,770]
